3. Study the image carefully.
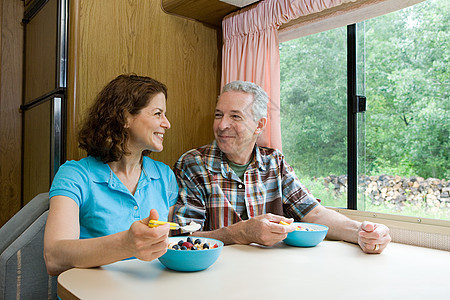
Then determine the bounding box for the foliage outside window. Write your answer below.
[280,0,449,220]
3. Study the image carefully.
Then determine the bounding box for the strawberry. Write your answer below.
[182,242,194,249]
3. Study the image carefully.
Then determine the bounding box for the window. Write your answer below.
[280,0,449,220]
[280,27,347,208]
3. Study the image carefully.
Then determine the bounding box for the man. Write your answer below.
[171,80,391,253]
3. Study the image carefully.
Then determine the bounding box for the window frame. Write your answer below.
[278,0,450,230]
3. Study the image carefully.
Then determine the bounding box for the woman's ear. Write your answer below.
[124,111,132,128]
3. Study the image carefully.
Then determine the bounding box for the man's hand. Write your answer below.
[124,209,171,261]
[236,213,297,246]
[358,221,391,254]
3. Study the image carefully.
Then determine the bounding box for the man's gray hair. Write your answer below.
[221,81,268,121]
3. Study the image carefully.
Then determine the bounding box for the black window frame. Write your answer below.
[347,23,358,210]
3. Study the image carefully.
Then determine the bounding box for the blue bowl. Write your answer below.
[283,222,328,247]
[158,237,223,272]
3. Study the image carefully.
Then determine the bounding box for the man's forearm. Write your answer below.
[189,221,249,245]
[302,205,360,244]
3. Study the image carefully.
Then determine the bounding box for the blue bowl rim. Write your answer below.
[288,222,329,232]
[166,236,224,252]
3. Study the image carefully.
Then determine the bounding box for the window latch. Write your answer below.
[355,95,366,113]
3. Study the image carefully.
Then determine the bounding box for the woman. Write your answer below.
[44,74,177,276]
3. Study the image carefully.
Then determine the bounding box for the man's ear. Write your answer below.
[255,117,267,135]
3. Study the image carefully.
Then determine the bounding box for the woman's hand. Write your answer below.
[125,209,171,261]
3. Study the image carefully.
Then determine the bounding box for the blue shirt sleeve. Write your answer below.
[49,160,90,206]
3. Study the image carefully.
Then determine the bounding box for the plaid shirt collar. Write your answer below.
[204,140,267,179]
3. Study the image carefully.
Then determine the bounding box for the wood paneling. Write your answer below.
[22,100,51,205]
[161,0,240,27]
[0,0,23,227]
[24,0,57,103]
[67,0,220,167]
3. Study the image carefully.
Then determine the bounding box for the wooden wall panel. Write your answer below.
[0,0,23,226]
[24,0,57,103]
[67,0,220,167]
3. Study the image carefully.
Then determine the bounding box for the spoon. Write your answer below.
[148,220,201,233]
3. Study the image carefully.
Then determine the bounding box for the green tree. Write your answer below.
[280,0,449,180]
[364,0,449,178]
[280,27,347,177]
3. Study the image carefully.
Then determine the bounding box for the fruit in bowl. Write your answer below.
[158,236,223,272]
[283,222,328,247]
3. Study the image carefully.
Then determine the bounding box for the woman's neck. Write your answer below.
[108,154,142,176]
[108,154,143,195]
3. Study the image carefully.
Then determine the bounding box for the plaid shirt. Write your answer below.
[172,141,319,231]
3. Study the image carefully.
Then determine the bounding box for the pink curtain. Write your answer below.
[221,0,349,150]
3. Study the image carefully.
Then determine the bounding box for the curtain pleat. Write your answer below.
[221,0,353,150]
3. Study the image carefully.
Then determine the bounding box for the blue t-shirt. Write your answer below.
[49,156,178,239]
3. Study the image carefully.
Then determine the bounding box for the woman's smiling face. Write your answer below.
[126,92,170,153]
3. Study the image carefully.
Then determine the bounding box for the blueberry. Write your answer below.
[177,240,184,246]
[192,246,197,250]
[180,246,187,250]
[186,237,193,243]
[172,245,179,250]
[194,239,202,244]
[203,243,209,249]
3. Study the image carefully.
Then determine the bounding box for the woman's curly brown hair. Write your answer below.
[78,74,167,163]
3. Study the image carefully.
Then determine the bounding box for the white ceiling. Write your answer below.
[219,0,260,8]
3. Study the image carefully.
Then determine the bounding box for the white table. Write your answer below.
[58,241,450,300]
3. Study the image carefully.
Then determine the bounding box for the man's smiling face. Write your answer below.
[213,91,264,164]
